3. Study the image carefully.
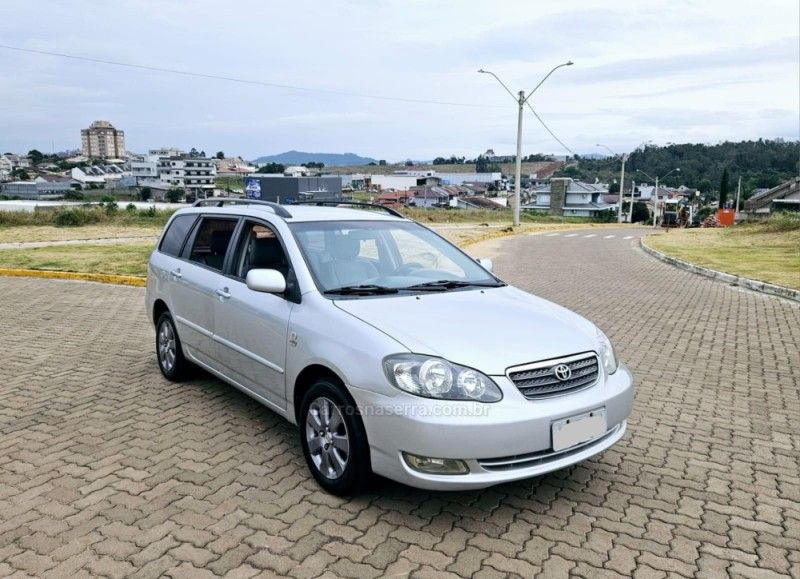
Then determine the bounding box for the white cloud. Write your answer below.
[0,0,797,159]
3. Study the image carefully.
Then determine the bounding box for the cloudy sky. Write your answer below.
[0,0,798,161]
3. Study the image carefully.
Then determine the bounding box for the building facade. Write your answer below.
[80,120,126,159]
[244,176,342,203]
[156,156,216,198]
[527,178,615,217]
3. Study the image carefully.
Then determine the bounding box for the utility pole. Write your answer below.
[735,175,742,221]
[630,179,635,223]
[618,154,627,223]
[479,62,574,228]
[652,176,659,228]
[513,91,524,224]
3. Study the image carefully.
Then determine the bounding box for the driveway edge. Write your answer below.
[0,267,146,287]
[639,235,800,303]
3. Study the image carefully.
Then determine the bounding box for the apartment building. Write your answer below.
[80,120,126,159]
[157,155,216,198]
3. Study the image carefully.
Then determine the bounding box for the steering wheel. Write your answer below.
[394,262,425,276]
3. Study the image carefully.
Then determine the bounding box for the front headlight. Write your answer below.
[595,327,618,375]
[383,354,502,402]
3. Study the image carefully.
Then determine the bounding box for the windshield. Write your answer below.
[290,220,501,295]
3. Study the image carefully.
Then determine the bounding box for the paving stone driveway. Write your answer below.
[1,227,798,578]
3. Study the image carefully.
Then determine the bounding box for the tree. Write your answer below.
[27,149,44,165]
[432,157,447,165]
[404,159,413,166]
[378,160,387,166]
[718,167,730,208]
[215,151,225,159]
[165,188,183,203]
[475,155,501,173]
[608,181,620,194]
[139,187,152,201]
[189,147,200,158]
[256,162,284,174]
[631,202,650,223]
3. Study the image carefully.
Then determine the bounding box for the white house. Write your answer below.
[527,178,615,217]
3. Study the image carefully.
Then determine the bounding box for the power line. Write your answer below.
[1,43,579,153]
[0,44,505,109]
[524,101,576,156]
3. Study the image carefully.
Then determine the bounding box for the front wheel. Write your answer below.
[299,379,371,495]
[156,312,190,381]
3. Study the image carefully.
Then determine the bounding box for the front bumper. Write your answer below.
[349,362,634,490]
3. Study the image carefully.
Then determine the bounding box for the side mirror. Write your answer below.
[476,258,493,272]
[246,269,286,294]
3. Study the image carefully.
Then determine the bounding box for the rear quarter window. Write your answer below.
[159,214,196,257]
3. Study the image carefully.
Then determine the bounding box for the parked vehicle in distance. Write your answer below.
[145,200,634,494]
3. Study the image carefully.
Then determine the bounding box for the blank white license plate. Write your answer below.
[552,408,607,452]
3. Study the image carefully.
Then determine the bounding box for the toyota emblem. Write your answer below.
[553,364,572,381]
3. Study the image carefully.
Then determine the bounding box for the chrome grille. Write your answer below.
[507,352,599,399]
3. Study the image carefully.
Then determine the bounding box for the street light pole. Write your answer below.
[637,168,680,229]
[479,62,573,227]
[596,144,627,224]
[652,175,659,228]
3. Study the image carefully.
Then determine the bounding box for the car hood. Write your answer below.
[333,286,599,375]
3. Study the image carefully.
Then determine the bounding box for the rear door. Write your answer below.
[170,215,238,367]
[213,219,295,409]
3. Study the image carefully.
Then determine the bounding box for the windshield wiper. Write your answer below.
[324,284,399,296]
[402,279,505,291]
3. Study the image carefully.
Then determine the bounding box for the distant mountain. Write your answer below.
[252,150,377,167]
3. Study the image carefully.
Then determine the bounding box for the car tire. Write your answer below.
[155,311,190,381]
[299,378,371,495]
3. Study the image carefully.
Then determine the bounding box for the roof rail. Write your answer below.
[192,198,293,218]
[291,200,405,218]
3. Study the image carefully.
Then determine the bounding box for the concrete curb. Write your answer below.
[640,236,800,303]
[0,268,146,287]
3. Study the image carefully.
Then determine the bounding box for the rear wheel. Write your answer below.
[156,312,190,381]
[300,379,371,495]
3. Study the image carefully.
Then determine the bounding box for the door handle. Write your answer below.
[216,288,231,299]
[170,268,182,279]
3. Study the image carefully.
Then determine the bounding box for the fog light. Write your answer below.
[403,452,469,475]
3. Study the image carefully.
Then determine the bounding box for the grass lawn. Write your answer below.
[0,225,162,244]
[0,242,156,277]
[647,217,800,290]
[0,221,625,280]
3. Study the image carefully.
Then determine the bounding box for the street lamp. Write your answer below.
[596,144,626,224]
[479,61,574,226]
[637,168,680,228]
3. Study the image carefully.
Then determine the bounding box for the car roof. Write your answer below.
[174,203,409,223]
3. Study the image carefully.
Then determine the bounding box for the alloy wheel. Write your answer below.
[305,397,350,479]
[157,320,176,373]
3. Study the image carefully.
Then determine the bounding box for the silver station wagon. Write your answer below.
[145,199,634,494]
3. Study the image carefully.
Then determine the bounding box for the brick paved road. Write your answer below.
[1,228,798,578]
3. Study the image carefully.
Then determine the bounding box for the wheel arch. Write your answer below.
[152,299,169,325]
[292,363,350,425]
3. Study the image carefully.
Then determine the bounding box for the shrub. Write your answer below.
[631,202,650,223]
[54,209,85,227]
[139,187,152,201]
[63,190,85,201]
[697,206,714,222]
[126,203,137,212]
[165,188,183,203]
[593,208,617,223]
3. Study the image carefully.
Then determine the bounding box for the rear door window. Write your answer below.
[159,214,196,257]
[187,218,238,271]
